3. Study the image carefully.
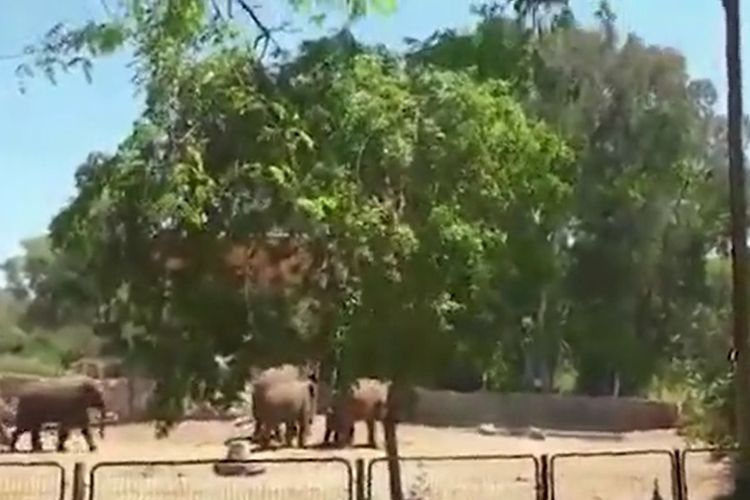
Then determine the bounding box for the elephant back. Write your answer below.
[18,376,102,412]
[259,379,317,423]
[334,378,389,421]
[252,365,302,389]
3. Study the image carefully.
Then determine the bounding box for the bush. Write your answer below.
[0,325,28,353]
[676,360,736,448]
[0,354,62,377]
[44,324,101,366]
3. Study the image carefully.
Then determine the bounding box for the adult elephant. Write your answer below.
[254,378,317,449]
[10,377,107,453]
[324,378,389,448]
[250,364,317,443]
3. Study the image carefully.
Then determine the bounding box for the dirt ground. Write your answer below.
[0,417,735,500]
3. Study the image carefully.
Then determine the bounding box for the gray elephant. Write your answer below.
[10,377,106,453]
[250,364,317,444]
[254,378,317,449]
[323,378,389,448]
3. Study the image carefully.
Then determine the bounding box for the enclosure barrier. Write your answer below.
[680,446,739,500]
[367,453,541,500]
[549,449,678,500]
[0,447,742,500]
[88,457,354,500]
[0,461,66,500]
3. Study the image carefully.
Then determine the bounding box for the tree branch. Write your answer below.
[0,52,27,61]
[232,0,282,59]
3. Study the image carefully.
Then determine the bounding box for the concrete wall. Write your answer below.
[411,388,679,432]
[0,374,679,432]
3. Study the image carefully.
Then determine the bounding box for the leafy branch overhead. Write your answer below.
[9,0,398,90]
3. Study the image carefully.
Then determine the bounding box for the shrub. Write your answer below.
[0,354,62,377]
[677,361,735,448]
[0,325,28,353]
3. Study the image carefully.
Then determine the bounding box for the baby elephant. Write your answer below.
[324,378,389,449]
[11,377,106,453]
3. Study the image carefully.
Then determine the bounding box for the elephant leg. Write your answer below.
[366,418,377,448]
[81,426,97,452]
[297,413,309,449]
[336,419,354,448]
[271,425,282,443]
[56,426,70,452]
[30,427,42,452]
[9,426,25,452]
[257,420,273,449]
[323,412,334,445]
[283,422,296,447]
[252,420,263,442]
[345,419,356,447]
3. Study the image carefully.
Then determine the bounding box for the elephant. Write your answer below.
[10,377,106,453]
[250,364,317,444]
[323,404,353,446]
[323,378,389,448]
[254,378,317,449]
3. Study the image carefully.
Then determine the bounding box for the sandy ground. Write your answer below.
[0,417,735,500]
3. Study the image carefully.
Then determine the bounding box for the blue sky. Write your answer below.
[0,0,738,265]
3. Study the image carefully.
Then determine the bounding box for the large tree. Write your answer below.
[722,0,750,497]
[409,3,731,397]
[44,7,572,498]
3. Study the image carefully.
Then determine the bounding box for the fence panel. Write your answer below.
[682,448,737,500]
[550,449,676,500]
[0,462,66,500]
[89,457,353,500]
[367,454,540,500]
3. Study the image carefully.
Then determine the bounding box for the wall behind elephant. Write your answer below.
[1,373,675,432]
[410,388,679,432]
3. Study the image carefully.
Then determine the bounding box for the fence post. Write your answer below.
[672,449,686,500]
[72,462,87,500]
[538,454,549,500]
[355,458,366,500]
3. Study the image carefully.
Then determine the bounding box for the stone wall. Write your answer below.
[411,388,679,432]
[0,373,679,432]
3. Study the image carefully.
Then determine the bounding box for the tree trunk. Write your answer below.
[384,382,404,500]
[723,0,750,497]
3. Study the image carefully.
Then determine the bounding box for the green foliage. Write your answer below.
[7,0,740,446]
[0,355,63,377]
[11,0,399,92]
[42,1,573,426]
[0,325,27,354]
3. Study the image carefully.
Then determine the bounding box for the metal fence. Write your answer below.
[0,447,742,500]
[367,454,541,500]
[680,447,738,500]
[0,461,66,500]
[88,457,354,500]
[549,449,678,500]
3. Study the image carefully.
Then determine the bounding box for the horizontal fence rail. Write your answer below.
[549,449,678,500]
[0,461,66,500]
[88,457,354,500]
[367,454,541,500]
[0,446,741,500]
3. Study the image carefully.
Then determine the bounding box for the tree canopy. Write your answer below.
[1,0,740,447]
